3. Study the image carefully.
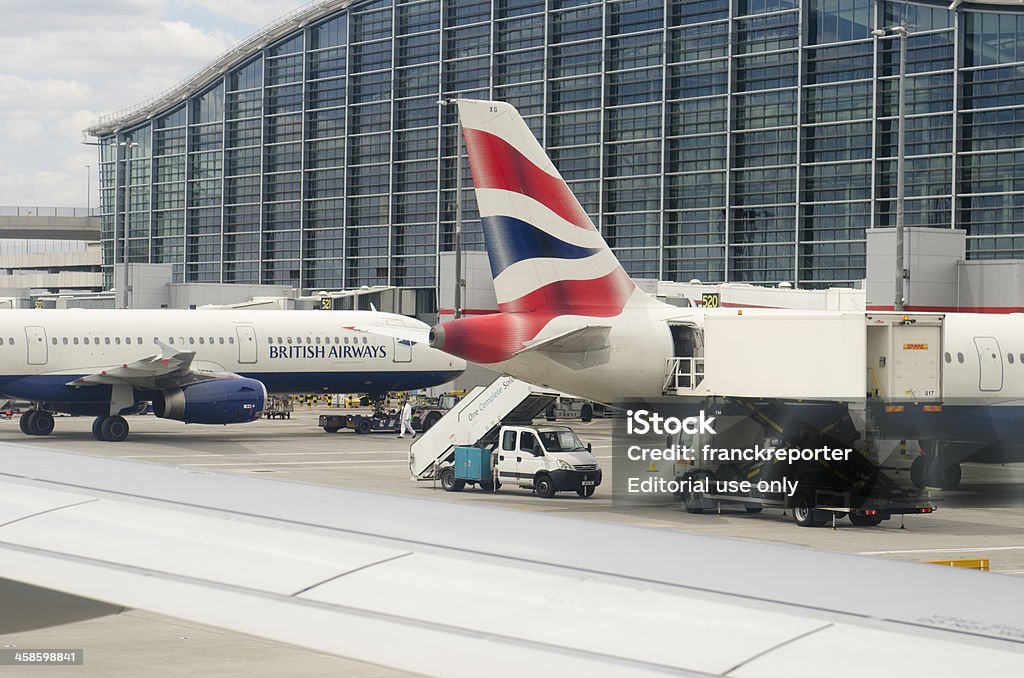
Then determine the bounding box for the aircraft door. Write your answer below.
[235,326,258,364]
[393,338,413,363]
[974,336,1003,392]
[516,430,546,488]
[25,326,47,365]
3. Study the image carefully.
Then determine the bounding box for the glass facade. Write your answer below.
[93,0,1024,291]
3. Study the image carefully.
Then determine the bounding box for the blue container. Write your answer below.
[455,446,492,482]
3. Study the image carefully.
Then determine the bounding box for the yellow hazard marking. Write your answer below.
[902,343,929,350]
[923,558,990,571]
[885,405,905,413]
[923,405,942,412]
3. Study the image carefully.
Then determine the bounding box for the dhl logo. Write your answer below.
[902,343,929,350]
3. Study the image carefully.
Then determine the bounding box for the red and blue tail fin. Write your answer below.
[457,99,652,317]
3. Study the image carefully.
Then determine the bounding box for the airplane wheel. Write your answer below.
[31,411,54,436]
[19,410,36,435]
[92,417,106,441]
[928,461,962,491]
[910,455,928,489]
[101,415,129,442]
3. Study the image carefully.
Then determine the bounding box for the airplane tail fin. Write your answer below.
[456,99,654,316]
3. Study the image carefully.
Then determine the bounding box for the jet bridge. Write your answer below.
[664,311,944,404]
[409,376,559,481]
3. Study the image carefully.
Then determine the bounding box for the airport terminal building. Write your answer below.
[86,0,1024,298]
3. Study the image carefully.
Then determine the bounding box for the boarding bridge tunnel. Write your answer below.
[662,312,946,406]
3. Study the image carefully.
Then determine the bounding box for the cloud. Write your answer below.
[174,0,306,27]
[5,119,43,140]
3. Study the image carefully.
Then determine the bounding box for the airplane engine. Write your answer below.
[152,378,266,425]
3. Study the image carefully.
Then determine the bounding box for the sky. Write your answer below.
[0,0,311,209]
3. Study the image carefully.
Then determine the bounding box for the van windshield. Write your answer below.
[539,430,586,452]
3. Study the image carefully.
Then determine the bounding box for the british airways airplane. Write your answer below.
[0,309,463,441]
[420,99,1024,490]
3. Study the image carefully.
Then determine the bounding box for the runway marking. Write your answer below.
[858,546,1024,555]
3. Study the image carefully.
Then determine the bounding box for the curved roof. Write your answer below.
[85,0,353,137]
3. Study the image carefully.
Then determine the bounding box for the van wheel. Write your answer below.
[793,490,825,527]
[439,467,464,492]
[576,486,595,498]
[535,475,556,498]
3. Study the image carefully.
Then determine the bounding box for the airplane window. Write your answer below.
[153,338,159,344]
[229,337,235,344]
[83,338,89,345]
[286,337,292,344]
[315,336,321,344]
[168,338,174,345]
[115,337,121,345]
[105,337,111,345]
[344,337,349,344]
[306,337,312,344]
[8,338,13,345]
[126,338,132,345]
[266,337,272,344]
[189,337,195,345]
[944,352,951,363]
[1020,353,1024,364]
[208,337,214,344]
[178,337,184,345]
[277,337,283,344]
[0,339,5,346]
[51,338,57,345]
[1010,354,1016,365]
[200,337,205,345]
[73,338,79,345]
[138,337,142,344]
[334,337,340,344]
[363,337,368,344]
[219,337,224,344]
[62,338,68,345]
[957,352,964,363]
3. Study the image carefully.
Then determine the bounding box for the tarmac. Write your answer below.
[2,408,1023,676]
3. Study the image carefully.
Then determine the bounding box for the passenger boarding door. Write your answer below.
[516,431,546,488]
[235,326,258,364]
[393,338,413,363]
[25,326,47,365]
[974,336,1003,392]
[496,429,518,486]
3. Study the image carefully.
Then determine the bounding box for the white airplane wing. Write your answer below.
[63,341,230,390]
[1,445,1023,677]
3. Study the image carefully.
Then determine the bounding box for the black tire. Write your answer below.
[850,513,884,527]
[580,404,593,422]
[576,485,596,498]
[101,415,129,442]
[31,411,54,436]
[19,410,35,435]
[355,418,372,435]
[744,506,763,514]
[479,480,498,492]
[439,467,464,492]
[92,417,106,441]
[928,461,962,490]
[682,470,711,514]
[545,404,556,421]
[323,424,340,433]
[535,475,557,498]
[422,411,441,431]
[910,455,928,489]
[792,490,825,527]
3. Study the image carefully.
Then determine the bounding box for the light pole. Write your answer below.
[85,165,91,213]
[117,141,139,309]
[873,23,909,311]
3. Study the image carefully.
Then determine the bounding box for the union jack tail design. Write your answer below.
[430,100,653,365]
[457,99,647,317]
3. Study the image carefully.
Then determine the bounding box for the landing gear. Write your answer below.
[19,409,54,436]
[92,415,129,442]
[910,452,962,490]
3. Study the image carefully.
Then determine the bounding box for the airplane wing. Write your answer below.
[64,341,229,390]
[1,445,1023,677]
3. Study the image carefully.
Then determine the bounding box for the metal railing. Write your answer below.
[0,207,98,218]
[664,357,706,393]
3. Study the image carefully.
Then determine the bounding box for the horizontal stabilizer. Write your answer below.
[352,322,430,345]
[520,325,611,355]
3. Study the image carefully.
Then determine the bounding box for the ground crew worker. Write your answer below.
[398,398,417,439]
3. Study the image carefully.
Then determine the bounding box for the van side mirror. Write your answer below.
[587,442,592,453]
